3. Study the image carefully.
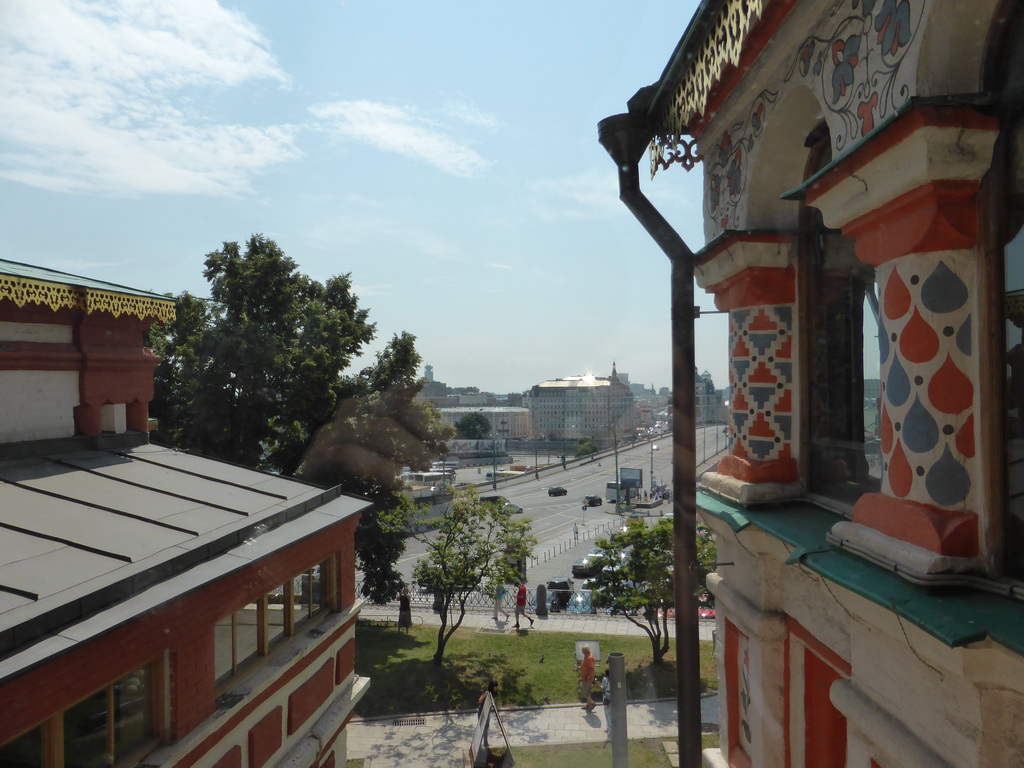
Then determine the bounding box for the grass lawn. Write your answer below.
[354,623,717,717]
[345,734,721,767]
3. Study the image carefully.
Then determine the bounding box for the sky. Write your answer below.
[0,0,728,395]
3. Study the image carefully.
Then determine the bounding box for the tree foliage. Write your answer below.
[454,411,491,439]
[148,234,454,603]
[589,518,674,664]
[412,487,535,666]
[574,437,598,457]
[299,332,455,603]
[148,234,374,474]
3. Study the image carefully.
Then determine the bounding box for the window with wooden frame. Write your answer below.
[802,125,882,508]
[214,557,335,685]
[0,663,160,768]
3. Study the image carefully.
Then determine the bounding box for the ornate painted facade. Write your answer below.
[614,0,1024,766]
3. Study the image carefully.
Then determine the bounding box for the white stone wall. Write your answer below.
[0,370,78,443]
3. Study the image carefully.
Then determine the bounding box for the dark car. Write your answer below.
[480,495,523,514]
[547,486,568,496]
[583,495,602,506]
[571,547,607,578]
[545,577,574,612]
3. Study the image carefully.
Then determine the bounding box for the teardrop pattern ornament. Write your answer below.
[888,439,913,498]
[880,403,893,454]
[928,354,973,415]
[925,445,971,506]
[899,308,940,364]
[956,415,975,459]
[878,317,890,364]
[956,316,972,357]
[921,261,968,314]
[884,267,912,319]
[887,354,911,407]
[902,395,939,454]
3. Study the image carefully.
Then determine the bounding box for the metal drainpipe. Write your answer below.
[598,112,701,768]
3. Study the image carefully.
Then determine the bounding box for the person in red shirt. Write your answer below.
[514,582,534,629]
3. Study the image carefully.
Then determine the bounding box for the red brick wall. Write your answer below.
[288,659,335,735]
[212,746,242,768]
[0,514,358,746]
[247,707,282,768]
[336,639,355,685]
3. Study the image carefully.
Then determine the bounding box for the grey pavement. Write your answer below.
[346,607,719,767]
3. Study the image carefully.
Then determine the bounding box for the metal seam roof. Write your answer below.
[0,443,372,664]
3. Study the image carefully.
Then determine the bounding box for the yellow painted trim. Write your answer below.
[0,275,175,324]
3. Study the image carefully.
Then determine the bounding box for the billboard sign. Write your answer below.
[620,467,642,489]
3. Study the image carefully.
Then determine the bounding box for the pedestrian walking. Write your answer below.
[514,582,534,629]
[573,523,579,544]
[493,582,510,621]
[397,586,412,633]
[579,645,596,711]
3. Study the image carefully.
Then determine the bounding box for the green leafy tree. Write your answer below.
[299,332,455,604]
[412,487,535,666]
[454,411,491,439]
[148,235,454,603]
[574,437,598,457]
[590,518,674,664]
[148,234,374,473]
[696,521,717,608]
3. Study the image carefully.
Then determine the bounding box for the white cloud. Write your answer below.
[310,100,491,178]
[444,100,500,129]
[0,0,297,195]
[306,213,465,263]
[487,263,514,270]
[529,169,622,221]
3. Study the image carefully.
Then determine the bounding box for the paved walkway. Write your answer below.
[346,607,719,766]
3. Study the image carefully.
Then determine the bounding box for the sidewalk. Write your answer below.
[346,697,717,766]
[359,604,717,643]
[346,607,719,766]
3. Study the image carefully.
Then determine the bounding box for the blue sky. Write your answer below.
[0,0,727,394]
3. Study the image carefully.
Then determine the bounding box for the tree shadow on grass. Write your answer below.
[623,660,679,700]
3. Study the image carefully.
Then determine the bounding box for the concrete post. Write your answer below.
[609,652,628,766]
[536,583,548,617]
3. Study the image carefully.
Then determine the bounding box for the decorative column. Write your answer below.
[697,232,801,504]
[806,105,998,567]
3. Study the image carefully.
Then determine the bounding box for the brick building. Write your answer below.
[0,260,370,768]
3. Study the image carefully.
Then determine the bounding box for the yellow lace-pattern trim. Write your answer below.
[652,0,768,175]
[0,275,176,324]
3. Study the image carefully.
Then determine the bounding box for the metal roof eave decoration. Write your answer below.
[649,0,769,178]
[0,260,176,325]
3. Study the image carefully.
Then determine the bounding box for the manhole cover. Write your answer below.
[476,627,508,635]
[393,717,426,726]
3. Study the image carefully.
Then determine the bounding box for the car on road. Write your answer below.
[583,495,602,506]
[545,577,574,612]
[571,547,608,578]
[480,495,523,514]
[547,486,568,496]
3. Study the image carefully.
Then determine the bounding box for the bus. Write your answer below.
[605,482,621,502]
[431,459,460,472]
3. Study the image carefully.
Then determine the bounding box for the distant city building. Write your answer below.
[527,364,635,441]
[696,368,727,424]
[424,364,434,382]
[437,406,529,439]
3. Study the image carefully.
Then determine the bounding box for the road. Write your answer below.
[383,425,729,592]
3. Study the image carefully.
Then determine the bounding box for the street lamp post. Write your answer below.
[650,443,658,491]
